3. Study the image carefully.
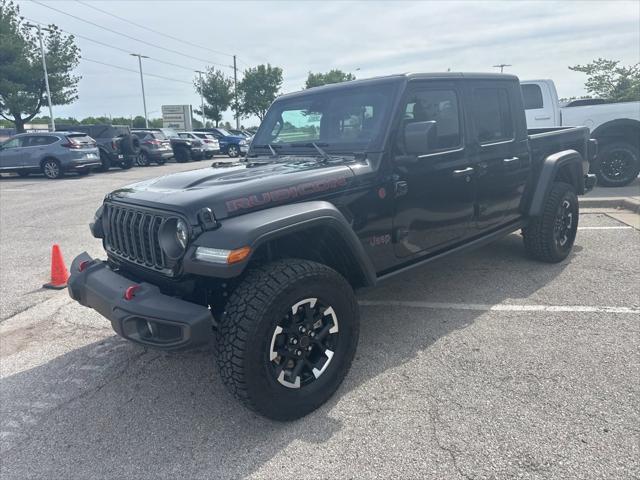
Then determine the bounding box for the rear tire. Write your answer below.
[217,259,359,421]
[41,158,63,179]
[175,146,191,163]
[523,182,578,263]
[119,157,134,170]
[594,142,640,187]
[136,151,150,166]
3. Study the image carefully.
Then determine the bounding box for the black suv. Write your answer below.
[56,124,140,171]
[69,73,596,420]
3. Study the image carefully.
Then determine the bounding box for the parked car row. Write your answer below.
[0,124,248,180]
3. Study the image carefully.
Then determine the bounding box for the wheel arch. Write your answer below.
[184,201,377,289]
[591,118,640,149]
[528,149,584,217]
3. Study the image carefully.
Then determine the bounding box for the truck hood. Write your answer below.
[107,158,355,222]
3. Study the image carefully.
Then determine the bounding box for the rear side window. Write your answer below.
[403,89,461,151]
[472,88,514,144]
[521,84,543,110]
[25,135,58,146]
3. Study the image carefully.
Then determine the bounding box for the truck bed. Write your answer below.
[528,125,591,164]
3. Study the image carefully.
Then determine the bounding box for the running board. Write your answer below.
[376,220,525,284]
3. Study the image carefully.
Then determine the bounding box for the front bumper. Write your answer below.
[68,252,213,350]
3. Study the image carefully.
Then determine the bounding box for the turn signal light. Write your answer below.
[227,246,251,265]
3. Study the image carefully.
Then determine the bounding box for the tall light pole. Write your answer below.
[233,55,239,129]
[25,23,55,131]
[131,53,149,128]
[195,70,206,128]
[492,64,512,73]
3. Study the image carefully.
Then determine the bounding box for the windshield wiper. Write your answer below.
[250,143,281,160]
[311,142,332,162]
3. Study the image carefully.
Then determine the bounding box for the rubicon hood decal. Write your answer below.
[226,176,348,212]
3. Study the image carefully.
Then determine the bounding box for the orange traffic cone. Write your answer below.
[43,244,69,290]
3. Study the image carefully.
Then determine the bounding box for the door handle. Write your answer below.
[452,167,474,178]
[534,116,551,120]
[503,157,519,164]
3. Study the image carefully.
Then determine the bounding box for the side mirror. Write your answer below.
[404,120,437,155]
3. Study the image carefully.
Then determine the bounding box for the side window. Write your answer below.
[2,137,22,149]
[403,89,461,152]
[472,88,514,144]
[521,84,543,110]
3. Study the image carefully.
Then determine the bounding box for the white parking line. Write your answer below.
[578,226,634,230]
[358,300,640,315]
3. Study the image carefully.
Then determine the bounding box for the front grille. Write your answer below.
[104,203,174,272]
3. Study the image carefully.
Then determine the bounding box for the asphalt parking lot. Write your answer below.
[1,163,639,479]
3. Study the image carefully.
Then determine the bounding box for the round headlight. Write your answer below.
[159,218,189,259]
[176,219,188,249]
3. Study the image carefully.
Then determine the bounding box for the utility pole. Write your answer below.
[492,64,512,73]
[25,23,55,131]
[233,55,239,129]
[195,70,206,128]
[131,53,149,128]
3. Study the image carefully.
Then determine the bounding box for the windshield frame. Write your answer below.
[250,79,403,156]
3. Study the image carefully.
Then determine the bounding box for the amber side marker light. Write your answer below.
[194,246,252,265]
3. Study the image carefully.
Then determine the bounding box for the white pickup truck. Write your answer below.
[521,79,640,187]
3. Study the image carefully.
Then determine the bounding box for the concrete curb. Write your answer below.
[581,196,640,213]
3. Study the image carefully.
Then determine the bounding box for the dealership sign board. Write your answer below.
[162,105,193,130]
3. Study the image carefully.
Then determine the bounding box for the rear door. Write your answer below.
[392,81,476,258]
[468,81,531,229]
[21,135,60,168]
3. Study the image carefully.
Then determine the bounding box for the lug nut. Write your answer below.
[310,332,315,338]
[290,338,298,345]
[296,350,302,356]
[307,346,312,351]
[299,326,306,333]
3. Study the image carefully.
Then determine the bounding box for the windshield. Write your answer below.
[216,128,232,136]
[253,82,397,153]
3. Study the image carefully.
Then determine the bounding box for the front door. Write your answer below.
[392,83,476,258]
[0,137,25,169]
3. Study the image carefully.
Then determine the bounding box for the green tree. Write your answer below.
[569,58,640,102]
[305,69,356,89]
[237,64,283,121]
[194,68,233,127]
[0,0,81,132]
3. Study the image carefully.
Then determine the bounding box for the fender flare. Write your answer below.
[528,150,584,217]
[591,118,640,145]
[183,201,377,286]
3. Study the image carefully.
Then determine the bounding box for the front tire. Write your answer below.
[227,145,239,158]
[217,259,359,421]
[523,182,578,263]
[594,142,640,187]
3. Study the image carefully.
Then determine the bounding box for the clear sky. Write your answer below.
[16,0,640,126]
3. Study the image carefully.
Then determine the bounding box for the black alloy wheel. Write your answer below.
[269,297,340,389]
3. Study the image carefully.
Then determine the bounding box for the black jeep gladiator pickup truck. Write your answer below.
[68,73,596,420]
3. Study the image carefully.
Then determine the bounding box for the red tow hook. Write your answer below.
[124,285,141,301]
[78,260,90,272]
